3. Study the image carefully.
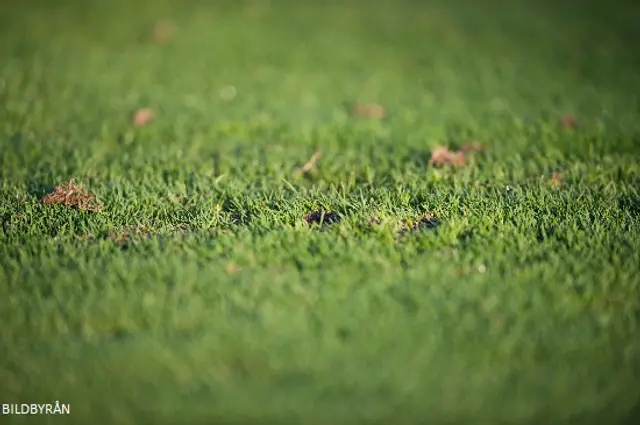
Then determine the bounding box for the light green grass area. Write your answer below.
[1,0,640,423]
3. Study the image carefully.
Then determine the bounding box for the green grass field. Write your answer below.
[1,0,640,424]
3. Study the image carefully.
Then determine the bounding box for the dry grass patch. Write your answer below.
[42,179,102,212]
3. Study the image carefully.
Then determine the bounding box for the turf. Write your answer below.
[1,0,640,424]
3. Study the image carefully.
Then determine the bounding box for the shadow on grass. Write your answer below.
[621,401,640,425]
[403,147,432,168]
[618,194,640,219]
[26,181,55,199]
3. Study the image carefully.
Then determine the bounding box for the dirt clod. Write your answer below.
[133,108,155,127]
[42,179,102,212]
[304,210,341,225]
[428,146,467,167]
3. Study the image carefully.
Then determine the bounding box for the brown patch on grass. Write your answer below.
[351,103,385,119]
[550,172,564,187]
[153,20,176,43]
[428,141,484,168]
[426,141,485,168]
[560,114,577,129]
[42,179,103,212]
[133,108,155,127]
[428,146,467,167]
[296,149,322,174]
[304,210,341,225]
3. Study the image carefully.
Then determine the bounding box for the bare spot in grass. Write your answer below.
[133,108,155,127]
[350,102,385,119]
[304,210,341,225]
[42,179,103,212]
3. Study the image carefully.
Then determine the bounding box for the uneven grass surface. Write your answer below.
[1,0,640,424]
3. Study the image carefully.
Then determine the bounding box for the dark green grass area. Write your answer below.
[2,0,640,423]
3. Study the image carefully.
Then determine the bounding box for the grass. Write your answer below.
[1,0,640,424]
